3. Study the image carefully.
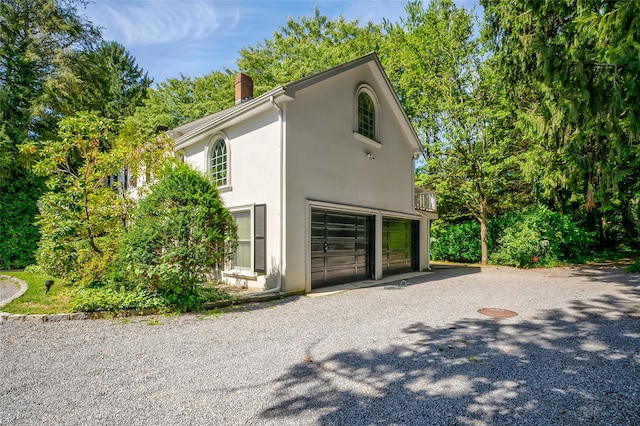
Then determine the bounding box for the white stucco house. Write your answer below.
[171,53,437,294]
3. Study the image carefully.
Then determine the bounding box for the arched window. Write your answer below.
[357,91,376,140]
[210,138,227,186]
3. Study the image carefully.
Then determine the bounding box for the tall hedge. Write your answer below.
[0,174,44,269]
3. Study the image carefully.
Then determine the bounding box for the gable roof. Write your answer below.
[173,53,422,153]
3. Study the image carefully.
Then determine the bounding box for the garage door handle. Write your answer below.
[324,242,329,252]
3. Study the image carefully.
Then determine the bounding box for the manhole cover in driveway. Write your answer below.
[477,308,518,318]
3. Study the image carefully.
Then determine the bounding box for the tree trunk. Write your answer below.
[480,204,488,265]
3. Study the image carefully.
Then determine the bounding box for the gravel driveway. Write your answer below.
[1,264,639,425]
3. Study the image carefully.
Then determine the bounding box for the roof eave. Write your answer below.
[173,86,291,148]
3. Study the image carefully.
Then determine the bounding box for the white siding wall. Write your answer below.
[182,108,283,290]
[283,65,420,292]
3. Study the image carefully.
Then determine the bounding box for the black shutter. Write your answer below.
[254,204,266,274]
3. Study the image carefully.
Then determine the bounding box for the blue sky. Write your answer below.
[84,0,479,84]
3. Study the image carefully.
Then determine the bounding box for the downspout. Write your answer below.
[257,95,284,294]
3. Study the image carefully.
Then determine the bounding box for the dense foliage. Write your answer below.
[119,163,236,310]
[0,0,99,268]
[131,70,235,135]
[238,7,383,95]
[430,221,480,263]
[489,207,595,268]
[0,174,44,268]
[30,112,174,285]
[71,287,166,313]
[40,40,153,123]
[431,207,595,267]
[481,0,640,250]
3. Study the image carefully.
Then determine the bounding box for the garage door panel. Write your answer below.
[311,209,372,289]
[327,255,360,267]
[326,267,357,281]
[382,217,417,275]
[325,240,358,251]
[310,271,325,283]
[311,228,326,238]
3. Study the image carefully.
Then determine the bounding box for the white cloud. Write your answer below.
[90,1,239,46]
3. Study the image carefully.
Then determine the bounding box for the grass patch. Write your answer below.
[2,269,232,315]
[578,249,640,265]
[1,270,73,314]
[145,317,162,326]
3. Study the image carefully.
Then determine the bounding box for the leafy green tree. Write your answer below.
[237,7,383,94]
[31,112,173,285]
[38,40,152,124]
[0,0,99,176]
[120,163,236,309]
[387,0,528,263]
[0,0,99,268]
[131,70,235,135]
[482,0,640,247]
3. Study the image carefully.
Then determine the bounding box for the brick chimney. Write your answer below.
[235,73,253,104]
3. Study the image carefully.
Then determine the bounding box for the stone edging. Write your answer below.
[0,275,28,308]
[0,289,304,323]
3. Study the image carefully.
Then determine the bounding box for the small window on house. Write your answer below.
[120,167,130,191]
[231,211,251,269]
[105,174,118,189]
[106,167,134,194]
[358,91,376,140]
[210,138,227,186]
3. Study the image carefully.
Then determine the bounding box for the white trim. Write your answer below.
[173,88,293,148]
[228,205,254,274]
[365,60,422,153]
[354,83,380,143]
[174,54,422,153]
[307,199,422,220]
[353,132,383,149]
[205,132,230,188]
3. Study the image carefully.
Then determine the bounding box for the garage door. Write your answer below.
[311,210,373,289]
[382,217,418,275]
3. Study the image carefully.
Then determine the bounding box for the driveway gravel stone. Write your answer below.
[0,275,25,308]
[1,264,639,425]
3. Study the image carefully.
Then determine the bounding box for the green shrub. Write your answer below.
[626,261,640,274]
[431,220,481,263]
[0,174,44,269]
[31,112,174,287]
[71,287,166,313]
[489,222,542,267]
[120,163,236,310]
[490,206,595,268]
